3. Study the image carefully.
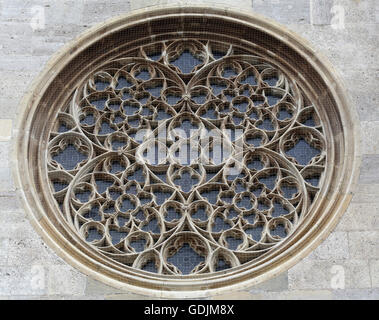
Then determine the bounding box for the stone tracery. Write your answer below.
[48,40,326,275]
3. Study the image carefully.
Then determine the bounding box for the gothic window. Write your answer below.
[15,6,359,298]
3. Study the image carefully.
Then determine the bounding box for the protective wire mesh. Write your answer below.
[47,38,325,275]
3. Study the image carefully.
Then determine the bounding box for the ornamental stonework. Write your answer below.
[15,6,359,297]
[49,40,325,275]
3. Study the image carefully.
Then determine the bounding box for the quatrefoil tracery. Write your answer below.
[48,40,326,275]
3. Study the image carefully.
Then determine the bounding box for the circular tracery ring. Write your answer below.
[14,6,360,298]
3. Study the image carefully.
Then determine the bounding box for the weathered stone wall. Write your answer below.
[0,0,377,299]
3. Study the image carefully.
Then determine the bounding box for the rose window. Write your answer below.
[15,7,359,297]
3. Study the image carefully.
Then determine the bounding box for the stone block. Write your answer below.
[339,67,378,94]
[0,217,38,240]
[267,289,333,300]
[7,237,65,266]
[308,231,349,260]
[0,97,22,119]
[0,142,10,166]
[0,55,50,72]
[284,23,378,71]
[358,155,379,184]
[85,278,124,296]
[343,260,371,289]
[44,1,83,26]
[0,266,47,296]
[130,0,251,12]
[351,90,379,121]
[0,210,26,227]
[333,0,378,25]
[332,288,379,300]
[47,265,86,296]
[351,184,379,204]
[0,238,9,265]
[288,258,371,289]
[336,203,379,231]
[349,231,379,259]
[370,260,379,288]
[249,272,288,292]
[288,258,331,290]
[0,22,34,40]
[310,0,333,25]
[45,295,105,300]
[6,295,47,300]
[360,121,379,154]
[82,0,131,25]
[211,291,255,300]
[0,1,35,22]
[0,196,23,213]
[0,72,34,107]
[252,0,310,24]
[30,38,65,56]
[105,293,155,300]
[0,121,12,142]
[0,168,15,193]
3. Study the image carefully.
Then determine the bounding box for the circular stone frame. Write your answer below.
[13,5,360,298]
